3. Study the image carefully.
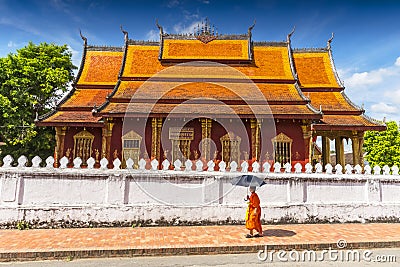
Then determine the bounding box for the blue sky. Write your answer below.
[1,0,400,125]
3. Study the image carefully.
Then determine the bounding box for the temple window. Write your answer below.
[220,132,241,164]
[271,133,292,164]
[73,129,94,164]
[121,130,142,168]
[169,127,194,164]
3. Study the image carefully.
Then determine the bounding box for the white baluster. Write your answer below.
[100,158,109,170]
[86,157,95,169]
[185,159,193,171]
[294,162,303,173]
[162,159,170,171]
[73,157,82,169]
[252,161,260,173]
[174,159,182,171]
[262,162,271,173]
[195,160,203,172]
[241,161,249,173]
[207,160,215,172]
[219,161,226,172]
[126,158,134,169]
[32,156,42,168]
[230,161,238,172]
[17,155,28,168]
[273,162,281,173]
[150,159,159,171]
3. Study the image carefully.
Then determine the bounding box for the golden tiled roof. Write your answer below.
[40,111,102,124]
[237,46,294,80]
[123,45,294,80]
[305,91,359,112]
[101,102,318,118]
[113,81,305,102]
[293,52,341,88]
[314,114,386,131]
[77,51,123,85]
[123,46,163,78]
[60,89,113,108]
[161,39,249,60]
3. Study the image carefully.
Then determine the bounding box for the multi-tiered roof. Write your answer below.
[38,21,385,131]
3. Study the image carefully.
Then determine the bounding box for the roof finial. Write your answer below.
[327,32,334,49]
[155,18,163,35]
[79,29,87,46]
[120,25,128,41]
[287,26,296,42]
[248,19,256,37]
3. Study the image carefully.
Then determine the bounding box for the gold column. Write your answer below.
[151,118,163,160]
[322,136,331,166]
[301,123,312,163]
[250,119,261,160]
[200,118,212,161]
[54,126,67,167]
[101,118,114,160]
[335,137,345,166]
[352,131,365,167]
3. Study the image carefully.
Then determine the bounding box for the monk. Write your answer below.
[245,186,263,238]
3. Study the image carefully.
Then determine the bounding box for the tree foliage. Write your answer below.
[0,42,76,160]
[363,121,400,167]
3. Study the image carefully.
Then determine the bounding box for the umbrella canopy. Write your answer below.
[231,175,266,187]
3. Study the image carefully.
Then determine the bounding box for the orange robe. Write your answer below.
[245,192,262,233]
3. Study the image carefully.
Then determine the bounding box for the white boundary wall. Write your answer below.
[1,166,400,224]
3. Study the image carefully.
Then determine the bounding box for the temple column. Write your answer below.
[250,119,261,161]
[301,122,312,163]
[54,126,67,167]
[335,137,345,166]
[321,136,331,167]
[151,118,163,161]
[352,131,364,167]
[200,118,212,161]
[101,118,114,162]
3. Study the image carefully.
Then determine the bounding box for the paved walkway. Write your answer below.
[0,223,399,261]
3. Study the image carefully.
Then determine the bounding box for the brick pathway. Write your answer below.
[0,223,399,261]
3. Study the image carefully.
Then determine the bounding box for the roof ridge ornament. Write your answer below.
[120,25,128,41]
[248,19,256,38]
[327,32,334,50]
[287,26,296,42]
[79,29,87,46]
[195,17,218,44]
[155,18,163,35]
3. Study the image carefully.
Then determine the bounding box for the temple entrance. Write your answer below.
[169,127,194,164]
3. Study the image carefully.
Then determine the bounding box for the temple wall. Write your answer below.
[1,167,400,225]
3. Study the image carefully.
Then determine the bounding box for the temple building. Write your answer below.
[37,20,385,169]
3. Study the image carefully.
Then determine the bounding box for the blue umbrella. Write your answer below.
[231,175,266,187]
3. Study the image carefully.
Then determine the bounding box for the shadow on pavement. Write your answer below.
[262,229,296,237]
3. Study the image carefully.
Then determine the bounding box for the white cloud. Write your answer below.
[173,20,202,34]
[396,56,400,67]
[67,45,81,70]
[146,30,159,41]
[7,41,16,48]
[341,55,400,123]
[167,0,180,8]
[370,102,398,114]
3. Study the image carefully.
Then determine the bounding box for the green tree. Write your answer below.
[0,42,76,161]
[363,121,400,167]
